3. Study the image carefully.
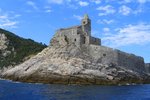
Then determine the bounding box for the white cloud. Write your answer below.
[47,0,64,4]
[90,0,101,4]
[97,5,116,16]
[119,5,132,16]
[73,15,83,20]
[120,0,150,4]
[79,1,89,6]
[0,15,18,28]
[0,21,18,27]
[97,19,115,24]
[0,9,19,29]
[119,0,132,4]
[44,6,52,13]
[103,27,110,32]
[47,0,72,4]
[27,1,38,10]
[45,9,52,13]
[138,0,147,3]
[102,23,150,47]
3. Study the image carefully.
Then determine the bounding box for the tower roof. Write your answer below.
[83,14,89,19]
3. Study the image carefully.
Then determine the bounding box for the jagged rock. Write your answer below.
[1,44,149,85]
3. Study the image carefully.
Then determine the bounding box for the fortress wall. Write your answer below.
[90,37,101,45]
[116,50,145,72]
[89,45,118,65]
[89,45,145,72]
[145,63,150,73]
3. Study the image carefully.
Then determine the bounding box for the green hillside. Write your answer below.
[0,28,47,68]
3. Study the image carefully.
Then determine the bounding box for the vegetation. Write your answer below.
[0,28,47,68]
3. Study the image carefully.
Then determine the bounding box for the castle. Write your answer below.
[51,14,100,47]
[50,14,147,73]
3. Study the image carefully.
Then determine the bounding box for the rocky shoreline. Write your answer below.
[1,73,150,85]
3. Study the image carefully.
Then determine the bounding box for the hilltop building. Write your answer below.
[51,14,100,47]
[50,14,146,73]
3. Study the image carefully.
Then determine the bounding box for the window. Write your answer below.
[74,39,76,42]
[103,54,106,57]
[83,21,86,24]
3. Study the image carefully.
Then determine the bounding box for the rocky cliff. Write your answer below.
[0,28,47,68]
[1,38,149,85]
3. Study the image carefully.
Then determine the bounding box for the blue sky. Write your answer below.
[0,0,150,63]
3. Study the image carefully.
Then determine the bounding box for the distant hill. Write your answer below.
[0,28,47,68]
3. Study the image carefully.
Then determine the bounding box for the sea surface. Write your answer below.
[0,79,150,100]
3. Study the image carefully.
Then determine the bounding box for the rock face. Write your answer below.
[0,33,11,57]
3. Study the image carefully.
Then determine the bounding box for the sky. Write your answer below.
[0,0,150,63]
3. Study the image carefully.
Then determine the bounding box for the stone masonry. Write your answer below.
[50,14,145,73]
[145,63,150,73]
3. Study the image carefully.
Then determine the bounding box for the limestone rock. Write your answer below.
[0,33,11,57]
[1,44,149,85]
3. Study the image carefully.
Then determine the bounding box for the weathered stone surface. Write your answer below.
[0,44,149,85]
[0,33,11,57]
[145,63,150,74]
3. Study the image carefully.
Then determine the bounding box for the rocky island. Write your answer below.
[1,14,150,85]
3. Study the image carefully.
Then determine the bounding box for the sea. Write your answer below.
[0,79,150,100]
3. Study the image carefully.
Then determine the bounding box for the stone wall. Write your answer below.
[51,27,82,47]
[88,45,118,65]
[88,45,145,73]
[90,37,101,45]
[116,50,145,72]
[145,63,150,73]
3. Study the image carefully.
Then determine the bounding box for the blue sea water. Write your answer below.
[0,79,150,100]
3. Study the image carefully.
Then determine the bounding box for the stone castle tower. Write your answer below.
[81,14,91,36]
[51,14,101,47]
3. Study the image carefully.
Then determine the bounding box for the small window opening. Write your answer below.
[74,39,76,42]
[83,21,86,24]
[103,54,106,57]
